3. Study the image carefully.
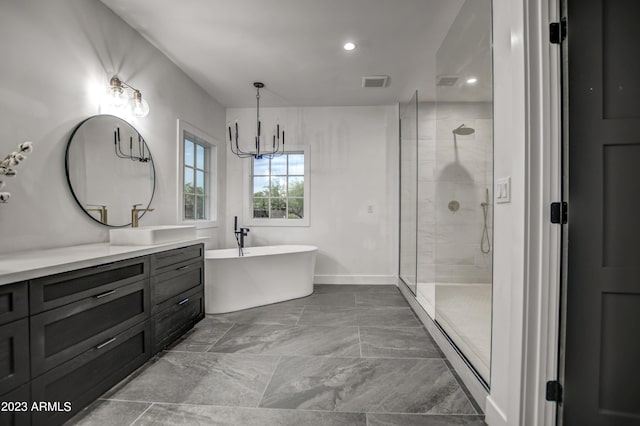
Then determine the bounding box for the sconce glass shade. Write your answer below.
[132,96,149,118]
[107,87,129,108]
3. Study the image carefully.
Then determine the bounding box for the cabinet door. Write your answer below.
[0,319,29,396]
[152,286,204,353]
[151,262,203,311]
[30,280,149,377]
[0,383,30,426]
[30,256,148,314]
[0,283,28,327]
[31,320,150,426]
[150,244,203,275]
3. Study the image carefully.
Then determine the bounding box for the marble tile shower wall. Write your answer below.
[418,102,493,285]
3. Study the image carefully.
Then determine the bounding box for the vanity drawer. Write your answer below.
[30,256,149,314]
[0,383,30,426]
[31,320,151,426]
[30,279,149,377]
[0,283,28,326]
[152,286,204,353]
[150,244,203,275]
[0,319,29,396]
[151,261,203,311]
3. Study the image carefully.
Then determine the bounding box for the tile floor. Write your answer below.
[67,285,485,426]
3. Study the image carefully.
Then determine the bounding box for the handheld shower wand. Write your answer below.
[480,189,491,254]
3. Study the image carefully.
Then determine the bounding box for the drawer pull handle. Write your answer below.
[95,290,116,299]
[178,298,190,305]
[96,337,117,349]
[176,265,190,271]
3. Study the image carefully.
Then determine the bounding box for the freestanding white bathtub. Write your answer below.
[204,245,318,314]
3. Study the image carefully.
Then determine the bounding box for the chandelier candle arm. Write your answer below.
[228,82,286,159]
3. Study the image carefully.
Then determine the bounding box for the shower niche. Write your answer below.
[399,0,493,385]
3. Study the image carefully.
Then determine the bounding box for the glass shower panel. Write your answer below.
[399,91,418,295]
[433,0,493,384]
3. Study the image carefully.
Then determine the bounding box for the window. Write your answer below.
[183,132,209,220]
[178,120,218,227]
[251,152,305,220]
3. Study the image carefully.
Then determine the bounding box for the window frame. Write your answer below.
[177,119,218,229]
[244,145,310,227]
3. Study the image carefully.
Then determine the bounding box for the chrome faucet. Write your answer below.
[86,204,108,224]
[131,204,154,228]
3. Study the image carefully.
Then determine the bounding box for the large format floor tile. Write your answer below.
[357,307,421,327]
[133,404,367,426]
[314,284,401,294]
[297,306,421,327]
[105,351,279,407]
[280,292,357,307]
[209,324,360,357]
[355,292,410,307]
[68,284,485,426]
[360,326,443,358]
[367,413,486,426]
[259,356,477,414]
[67,400,150,426]
[167,318,234,352]
[209,304,305,325]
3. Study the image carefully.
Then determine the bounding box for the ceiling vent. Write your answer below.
[437,75,459,86]
[362,75,389,88]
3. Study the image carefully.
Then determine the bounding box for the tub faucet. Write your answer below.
[233,216,250,255]
[131,204,154,228]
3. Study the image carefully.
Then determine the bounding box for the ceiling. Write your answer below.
[100,0,466,107]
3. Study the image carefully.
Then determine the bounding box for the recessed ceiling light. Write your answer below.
[343,42,356,51]
[466,77,478,84]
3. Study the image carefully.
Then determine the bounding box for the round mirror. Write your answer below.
[65,115,155,227]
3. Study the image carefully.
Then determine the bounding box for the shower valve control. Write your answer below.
[496,177,511,204]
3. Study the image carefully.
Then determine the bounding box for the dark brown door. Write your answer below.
[564,0,640,425]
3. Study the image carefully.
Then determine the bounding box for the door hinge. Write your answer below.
[550,18,567,44]
[550,202,568,224]
[546,380,563,402]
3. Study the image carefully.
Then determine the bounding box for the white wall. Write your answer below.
[0,0,227,255]
[226,106,399,284]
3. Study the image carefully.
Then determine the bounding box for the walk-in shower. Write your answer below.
[399,0,493,385]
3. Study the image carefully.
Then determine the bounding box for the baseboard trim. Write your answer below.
[485,396,508,426]
[397,280,489,411]
[313,275,397,285]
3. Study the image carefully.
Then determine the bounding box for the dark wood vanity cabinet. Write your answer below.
[30,280,150,377]
[0,282,30,426]
[30,321,151,426]
[0,319,29,396]
[149,245,205,354]
[30,256,149,314]
[0,283,28,326]
[0,384,30,426]
[152,286,204,353]
[0,243,205,426]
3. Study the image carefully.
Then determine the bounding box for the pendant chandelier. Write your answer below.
[228,82,285,159]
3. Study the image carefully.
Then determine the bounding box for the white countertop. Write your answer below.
[0,238,208,286]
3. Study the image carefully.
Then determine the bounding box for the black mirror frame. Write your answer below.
[64,114,156,227]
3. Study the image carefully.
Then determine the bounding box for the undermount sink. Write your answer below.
[109,225,197,246]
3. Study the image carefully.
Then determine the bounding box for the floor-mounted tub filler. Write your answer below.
[204,245,318,313]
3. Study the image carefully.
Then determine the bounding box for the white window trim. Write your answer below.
[177,119,219,229]
[243,145,310,227]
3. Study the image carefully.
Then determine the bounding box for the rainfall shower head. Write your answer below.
[452,124,475,136]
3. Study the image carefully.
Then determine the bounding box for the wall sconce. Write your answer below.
[107,76,150,118]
